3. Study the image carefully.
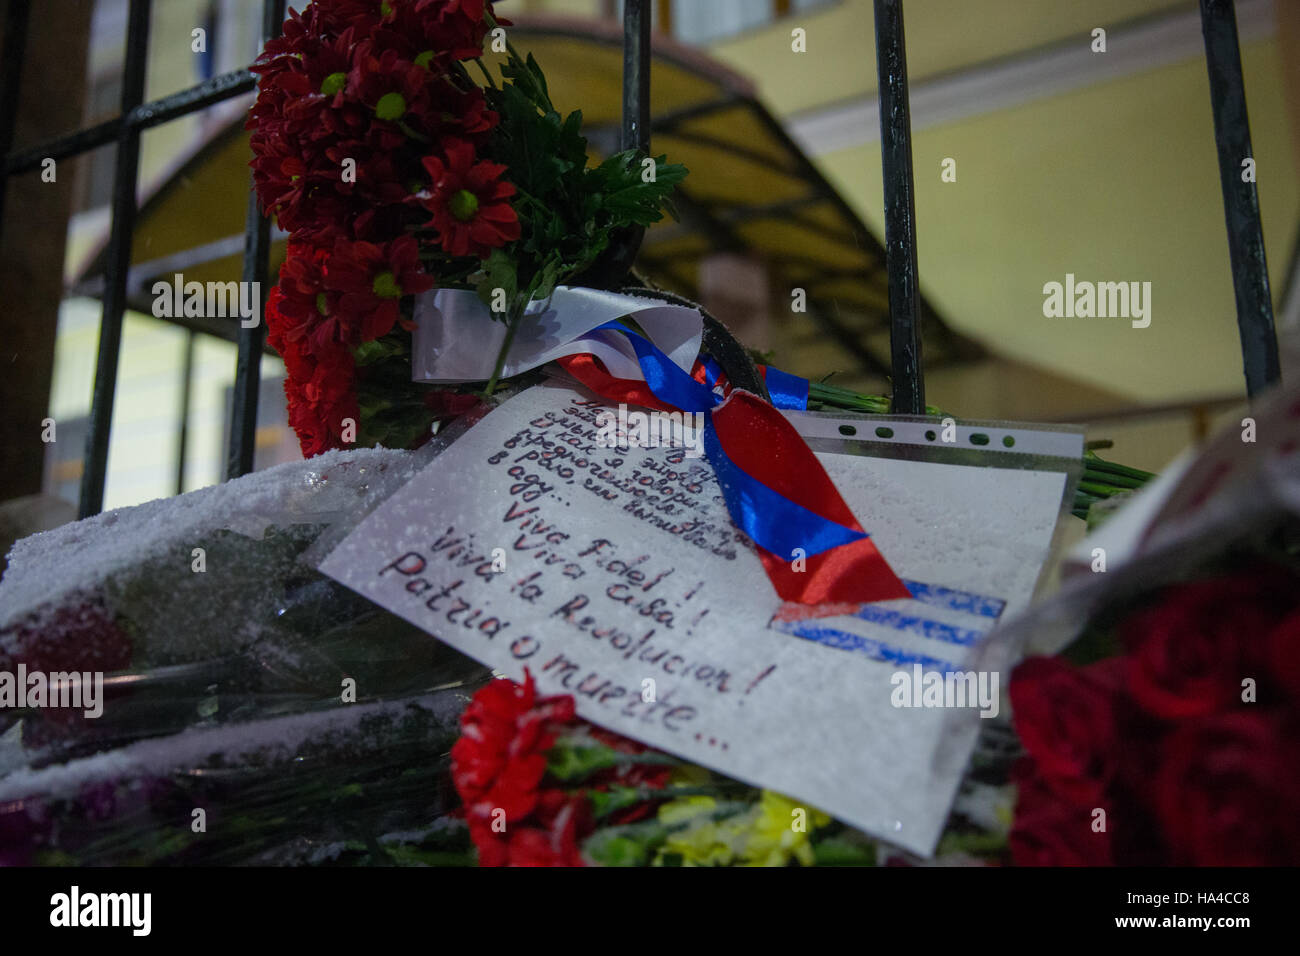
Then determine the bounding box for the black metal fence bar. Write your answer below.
[873,0,924,415]
[621,0,650,153]
[0,0,32,230]
[78,0,151,519]
[1199,0,1280,397]
[225,0,284,480]
[176,329,195,496]
[3,70,257,177]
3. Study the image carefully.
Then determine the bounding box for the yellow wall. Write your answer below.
[710,0,1193,114]
[49,299,284,511]
[700,0,1297,470]
[811,39,1296,403]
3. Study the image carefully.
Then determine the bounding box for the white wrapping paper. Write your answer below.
[411,286,704,383]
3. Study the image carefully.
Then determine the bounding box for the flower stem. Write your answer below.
[472,57,498,90]
[482,297,527,400]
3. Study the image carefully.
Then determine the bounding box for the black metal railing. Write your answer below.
[0,0,1281,519]
[0,0,282,518]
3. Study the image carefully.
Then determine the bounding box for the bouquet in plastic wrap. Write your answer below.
[0,438,494,866]
[0,435,1016,868]
[1001,381,1300,866]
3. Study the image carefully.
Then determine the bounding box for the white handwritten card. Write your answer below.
[318,382,1077,854]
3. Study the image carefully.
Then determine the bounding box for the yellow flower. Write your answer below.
[740,791,831,867]
[653,790,831,867]
[657,794,716,826]
[654,796,746,867]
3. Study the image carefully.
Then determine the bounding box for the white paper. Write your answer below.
[411,286,703,383]
[318,383,1069,854]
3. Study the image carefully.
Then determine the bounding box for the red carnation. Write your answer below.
[451,671,575,824]
[419,138,519,258]
[267,284,359,457]
[471,789,590,867]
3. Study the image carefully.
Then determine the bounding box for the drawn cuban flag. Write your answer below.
[769,579,1007,674]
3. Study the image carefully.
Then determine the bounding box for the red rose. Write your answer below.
[1009,758,1112,866]
[1009,656,1120,805]
[0,598,133,743]
[1267,608,1300,701]
[1120,567,1297,720]
[1153,712,1300,865]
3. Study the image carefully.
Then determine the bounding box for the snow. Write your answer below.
[0,445,437,631]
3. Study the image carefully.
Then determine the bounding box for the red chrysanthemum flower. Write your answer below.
[310,0,386,37]
[419,138,519,258]
[270,243,342,348]
[250,0,520,458]
[414,0,495,60]
[267,284,359,457]
[323,235,435,343]
[346,40,438,140]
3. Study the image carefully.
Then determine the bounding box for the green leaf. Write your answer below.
[545,738,624,781]
[811,834,879,867]
[580,817,676,867]
[583,831,656,867]
[476,247,517,314]
[588,785,650,820]
[584,151,689,228]
[526,52,551,106]
[528,251,565,302]
[352,336,408,367]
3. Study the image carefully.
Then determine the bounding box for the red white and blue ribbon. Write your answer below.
[414,288,909,607]
[558,324,908,607]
